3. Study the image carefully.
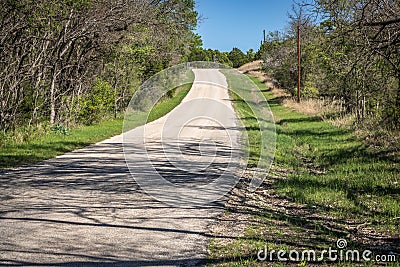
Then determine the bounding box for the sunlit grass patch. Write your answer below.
[208,74,399,266]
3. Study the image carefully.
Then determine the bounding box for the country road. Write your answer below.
[0,69,242,266]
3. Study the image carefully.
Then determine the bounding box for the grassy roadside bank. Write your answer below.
[0,79,193,170]
[209,73,399,266]
[0,119,124,169]
[147,82,193,123]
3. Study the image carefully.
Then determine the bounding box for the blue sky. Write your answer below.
[195,0,294,52]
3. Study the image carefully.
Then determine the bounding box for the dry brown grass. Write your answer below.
[238,60,263,74]
[282,98,335,116]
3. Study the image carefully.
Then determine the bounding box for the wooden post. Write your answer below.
[297,24,301,103]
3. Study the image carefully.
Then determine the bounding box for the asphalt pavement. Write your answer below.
[0,69,241,266]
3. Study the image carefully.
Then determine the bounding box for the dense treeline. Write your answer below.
[259,0,400,129]
[187,40,255,68]
[0,0,198,131]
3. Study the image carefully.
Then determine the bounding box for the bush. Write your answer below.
[50,124,69,135]
[78,79,115,124]
[293,79,319,99]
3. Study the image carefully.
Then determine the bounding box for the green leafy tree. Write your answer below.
[79,79,115,124]
[228,47,249,68]
[246,49,255,62]
[0,0,200,131]
[259,0,400,129]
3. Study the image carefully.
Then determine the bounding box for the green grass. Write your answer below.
[147,82,192,123]
[0,76,194,169]
[0,118,125,169]
[209,73,400,266]
[239,75,399,223]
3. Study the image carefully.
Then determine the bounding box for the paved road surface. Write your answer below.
[0,69,241,266]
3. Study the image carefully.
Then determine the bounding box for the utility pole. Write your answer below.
[263,30,266,44]
[297,23,301,103]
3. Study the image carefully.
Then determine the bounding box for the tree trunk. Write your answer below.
[50,70,57,125]
[395,73,400,128]
[113,59,118,119]
[362,95,366,119]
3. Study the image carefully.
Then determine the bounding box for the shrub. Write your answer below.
[78,79,115,124]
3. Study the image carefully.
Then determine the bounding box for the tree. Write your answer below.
[259,0,400,129]
[246,49,256,62]
[0,0,199,131]
[228,47,249,68]
[314,0,400,127]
